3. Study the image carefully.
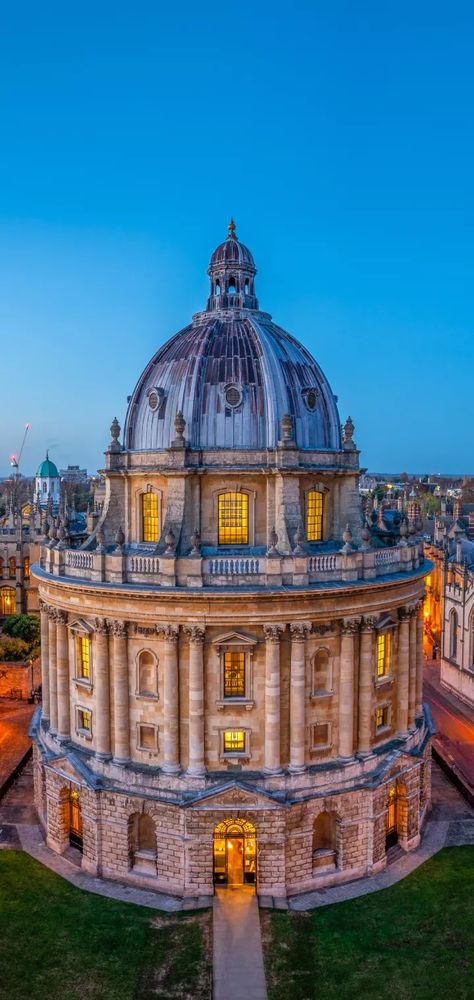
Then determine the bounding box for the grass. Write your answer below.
[0,850,211,1000]
[262,846,474,1000]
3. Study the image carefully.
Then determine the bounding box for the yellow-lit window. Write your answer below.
[376,633,391,678]
[306,490,323,542]
[23,557,30,580]
[224,730,245,753]
[142,492,159,542]
[224,651,245,698]
[78,709,91,732]
[218,492,248,545]
[77,637,90,679]
[9,557,16,579]
[376,706,388,729]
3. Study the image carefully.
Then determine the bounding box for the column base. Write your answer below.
[356,749,374,760]
[396,730,409,740]
[112,756,130,766]
[186,766,206,778]
[262,765,283,776]
[338,754,355,764]
[162,763,181,775]
[95,751,113,762]
[288,763,306,774]
[57,733,71,744]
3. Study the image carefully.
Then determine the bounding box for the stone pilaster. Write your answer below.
[159,624,180,773]
[56,610,70,740]
[416,603,424,719]
[109,620,130,764]
[48,609,58,734]
[39,600,50,723]
[397,608,410,737]
[263,623,285,774]
[358,617,378,756]
[94,618,111,760]
[184,625,205,776]
[408,605,418,730]
[339,618,360,759]
[288,621,311,773]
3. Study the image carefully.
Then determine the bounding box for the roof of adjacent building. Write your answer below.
[124,224,342,453]
[36,452,59,478]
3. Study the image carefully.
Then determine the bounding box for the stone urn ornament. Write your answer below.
[267,526,280,557]
[341,523,354,554]
[190,529,201,556]
[165,529,176,554]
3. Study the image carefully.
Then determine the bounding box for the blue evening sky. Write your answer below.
[0,1,472,477]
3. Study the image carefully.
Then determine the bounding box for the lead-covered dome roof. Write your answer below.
[124,223,341,452]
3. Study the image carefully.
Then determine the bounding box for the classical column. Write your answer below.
[94,618,111,759]
[358,617,377,756]
[161,624,180,774]
[184,625,205,776]
[408,606,418,730]
[416,603,424,719]
[110,620,130,764]
[397,608,410,737]
[289,621,311,773]
[339,619,360,759]
[56,610,70,740]
[263,623,285,774]
[48,610,58,734]
[39,600,50,723]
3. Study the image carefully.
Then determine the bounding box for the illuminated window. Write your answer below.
[9,557,16,579]
[0,587,16,615]
[223,730,245,753]
[224,651,246,698]
[306,490,323,542]
[142,492,159,543]
[76,637,90,679]
[23,557,30,580]
[78,708,91,732]
[218,492,248,545]
[376,706,388,730]
[376,633,391,678]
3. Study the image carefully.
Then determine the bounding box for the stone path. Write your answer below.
[213,887,268,1000]
[0,700,34,791]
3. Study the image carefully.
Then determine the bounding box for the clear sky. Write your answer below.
[0,1,472,477]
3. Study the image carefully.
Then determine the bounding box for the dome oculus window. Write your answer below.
[224,384,243,408]
[303,388,319,412]
[147,386,165,413]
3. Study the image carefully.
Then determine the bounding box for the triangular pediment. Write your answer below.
[212,630,257,648]
[186,780,279,809]
[67,618,94,635]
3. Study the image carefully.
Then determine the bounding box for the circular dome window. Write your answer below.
[148,390,159,411]
[303,388,318,412]
[225,384,243,408]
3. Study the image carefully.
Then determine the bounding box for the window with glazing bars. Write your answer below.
[142,492,159,542]
[78,709,91,731]
[376,633,390,677]
[77,637,90,679]
[223,730,245,753]
[218,492,248,545]
[376,706,388,729]
[224,651,245,698]
[306,490,323,541]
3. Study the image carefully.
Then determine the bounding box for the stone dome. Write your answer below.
[124,224,341,453]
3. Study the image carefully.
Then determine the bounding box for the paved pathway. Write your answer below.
[213,887,267,1000]
[0,700,34,790]
[424,658,474,783]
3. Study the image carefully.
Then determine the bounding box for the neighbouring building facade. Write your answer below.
[32,224,431,901]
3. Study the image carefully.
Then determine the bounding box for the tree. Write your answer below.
[0,637,30,662]
[2,614,40,646]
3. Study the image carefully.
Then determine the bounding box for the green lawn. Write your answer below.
[262,846,474,1000]
[0,851,211,1000]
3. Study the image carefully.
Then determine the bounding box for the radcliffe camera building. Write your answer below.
[32,224,431,900]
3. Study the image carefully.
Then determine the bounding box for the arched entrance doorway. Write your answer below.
[68,789,83,852]
[213,819,256,888]
[385,786,398,850]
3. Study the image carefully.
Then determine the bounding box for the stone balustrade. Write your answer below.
[39,539,425,589]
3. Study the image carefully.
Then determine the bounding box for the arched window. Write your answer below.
[137,650,158,698]
[129,812,157,874]
[312,811,338,870]
[312,648,331,694]
[218,492,249,545]
[450,610,458,660]
[23,557,30,580]
[306,490,323,542]
[9,557,16,579]
[244,280,249,295]
[215,279,221,295]
[141,491,159,543]
[0,587,16,615]
[227,276,237,293]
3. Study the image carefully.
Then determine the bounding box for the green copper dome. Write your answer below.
[36,452,59,478]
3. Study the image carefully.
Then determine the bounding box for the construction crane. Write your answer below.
[10,423,30,477]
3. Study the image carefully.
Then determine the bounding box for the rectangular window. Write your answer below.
[142,492,159,543]
[376,633,391,677]
[224,651,246,698]
[376,706,388,730]
[76,636,90,679]
[306,490,323,542]
[312,722,330,748]
[223,729,245,753]
[78,709,91,732]
[138,724,157,750]
[218,492,249,545]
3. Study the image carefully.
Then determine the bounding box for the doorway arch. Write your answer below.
[213,818,256,888]
[385,785,398,850]
[68,789,83,852]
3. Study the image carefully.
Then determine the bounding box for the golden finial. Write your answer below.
[227,217,236,239]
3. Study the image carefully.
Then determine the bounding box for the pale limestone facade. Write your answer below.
[32,226,431,900]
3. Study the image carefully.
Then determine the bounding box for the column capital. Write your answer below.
[263,622,286,643]
[94,616,109,635]
[183,624,205,644]
[398,606,411,623]
[39,598,50,614]
[55,609,68,626]
[108,619,128,637]
[289,620,312,642]
[158,623,179,642]
[360,615,378,632]
[341,617,361,635]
